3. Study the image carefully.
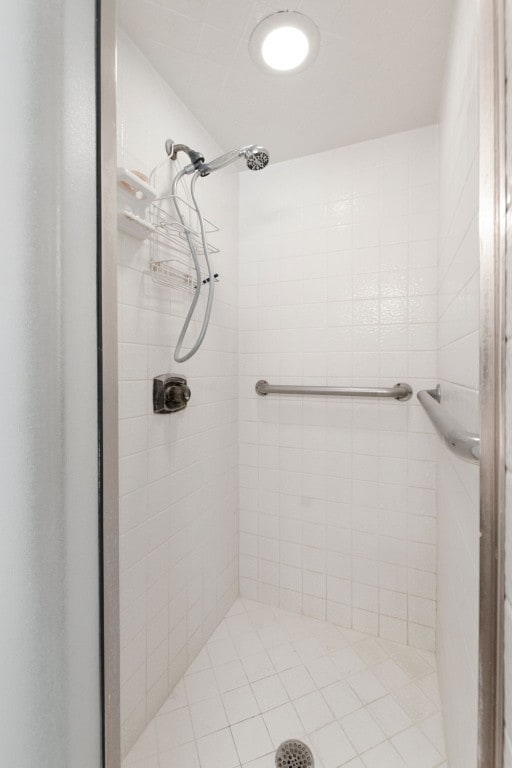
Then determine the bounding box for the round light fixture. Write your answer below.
[249,11,320,74]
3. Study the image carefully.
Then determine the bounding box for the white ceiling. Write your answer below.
[119,0,455,163]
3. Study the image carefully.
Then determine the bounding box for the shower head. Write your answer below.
[245,146,270,171]
[166,140,270,176]
[198,145,270,176]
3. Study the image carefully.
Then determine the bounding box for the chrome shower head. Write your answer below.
[244,145,270,171]
[167,140,270,176]
[197,144,270,176]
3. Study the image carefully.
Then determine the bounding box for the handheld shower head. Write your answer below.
[198,145,270,176]
[166,140,270,176]
[244,146,270,171]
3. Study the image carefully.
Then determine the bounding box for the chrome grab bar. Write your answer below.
[255,380,413,401]
[417,385,480,464]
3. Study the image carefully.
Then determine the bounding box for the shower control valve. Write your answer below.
[153,374,191,414]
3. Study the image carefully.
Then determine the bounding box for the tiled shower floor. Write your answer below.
[123,599,447,768]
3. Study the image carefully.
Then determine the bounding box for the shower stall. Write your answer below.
[103,1,507,767]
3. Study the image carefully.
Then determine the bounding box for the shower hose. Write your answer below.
[171,168,215,363]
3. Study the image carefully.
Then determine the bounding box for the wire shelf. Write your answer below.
[149,194,219,291]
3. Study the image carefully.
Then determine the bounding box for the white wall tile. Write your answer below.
[118,31,239,756]
[239,126,439,648]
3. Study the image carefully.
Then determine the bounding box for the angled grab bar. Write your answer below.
[417,385,480,464]
[255,380,413,401]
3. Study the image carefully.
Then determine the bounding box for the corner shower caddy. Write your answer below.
[117,167,220,292]
[149,195,219,291]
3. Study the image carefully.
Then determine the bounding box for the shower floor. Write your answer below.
[123,599,447,768]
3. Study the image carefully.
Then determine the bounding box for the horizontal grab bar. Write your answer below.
[417,385,480,464]
[255,380,413,401]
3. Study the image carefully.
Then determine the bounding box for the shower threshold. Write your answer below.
[123,599,448,768]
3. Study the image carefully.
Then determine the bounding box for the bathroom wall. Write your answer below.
[238,125,439,651]
[436,1,480,766]
[117,32,239,755]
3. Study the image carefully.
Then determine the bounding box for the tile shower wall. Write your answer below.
[238,126,439,652]
[117,32,239,756]
[436,1,480,767]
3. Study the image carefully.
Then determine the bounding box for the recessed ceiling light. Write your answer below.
[249,11,320,74]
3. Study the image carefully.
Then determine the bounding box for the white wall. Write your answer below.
[238,126,439,651]
[436,1,480,766]
[117,32,239,756]
[0,1,101,766]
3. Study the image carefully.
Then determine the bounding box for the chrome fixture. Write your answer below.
[153,374,191,414]
[255,380,413,401]
[163,140,269,363]
[166,141,270,177]
[417,385,480,464]
[276,741,314,768]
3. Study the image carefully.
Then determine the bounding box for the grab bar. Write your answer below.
[255,380,413,401]
[417,385,480,464]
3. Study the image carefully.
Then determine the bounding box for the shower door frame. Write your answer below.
[98,0,121,765]
[96,0,508,765]
[478,0,506,766]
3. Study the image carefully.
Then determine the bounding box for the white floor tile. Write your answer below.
[371,658,411,691]
[280,666,316,700]
[233,631,265,658]
[258,623,288,649]
[208,637,239,667]
[185,670,219,704]
[306,656,340,688]
[310,721,357,768]
[252,674,289,712]
[196,728,240,768]
[352,638,388,667]
[294,691,334,734]
[262,702,307,748]
[321,682,361,719]
[339,708,385,754]
[159,741,200,768]
[222,685,260,724]
[394,682,437,722]
[367,694,411,737]
[242,651,276,682]
[391,726,443,768]
[241,753,275,768]
[418,713,447,758]
[122,600,447,768]
[227,612,255,635]
[360,740,407,768]
[268,642,302,672]
[189,695,229,738]
[330,647,366,678]
[346,669,387,704]
[215,659,249,693]
[231,715,274,763]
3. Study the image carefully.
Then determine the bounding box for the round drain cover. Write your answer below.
[275,740,314,768]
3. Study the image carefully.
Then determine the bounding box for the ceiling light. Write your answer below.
[250,11,320,74]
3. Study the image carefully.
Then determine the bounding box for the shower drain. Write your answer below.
[275,740,314,768]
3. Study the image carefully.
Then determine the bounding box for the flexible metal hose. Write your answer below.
[171,169,215,363]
